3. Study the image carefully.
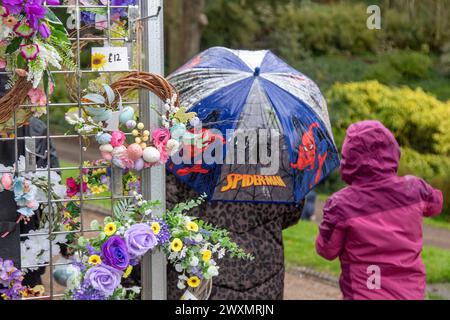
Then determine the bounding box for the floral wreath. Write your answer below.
[0,0,74,132]
[65,72,200,170]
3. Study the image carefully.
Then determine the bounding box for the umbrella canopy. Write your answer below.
[167,47,339,204]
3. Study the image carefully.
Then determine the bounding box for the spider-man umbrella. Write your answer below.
[167,47,339,204]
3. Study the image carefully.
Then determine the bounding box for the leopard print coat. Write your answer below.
[166,173,303,300]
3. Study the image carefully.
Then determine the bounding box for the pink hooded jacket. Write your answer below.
[316,120,443,300]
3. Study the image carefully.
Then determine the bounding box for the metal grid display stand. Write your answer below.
[0,0,166,300]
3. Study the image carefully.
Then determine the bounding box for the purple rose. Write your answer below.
[124,223,157,258]
[101,235,129,270]
[84,264,122,297]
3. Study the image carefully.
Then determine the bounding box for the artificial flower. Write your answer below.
[170,238,183,252]
[202,249,212,263]
[1,173,13,190]
[101,235,129,271]
[104,222,117,236]
[150,222,160,235]
[84,264,122,298]
[2,15,17,28]
[111,130,126,148]
[24,0,47,30]
[64,224,72,231]
[20,44,40,60]
[2,0,23,15]
[124,223,157,258]
[88,255,102,266]
[38,22,50,39]
[27,87,47,106]
[186,221,199,232]
[91,52,107,71]
[186,276,201,288]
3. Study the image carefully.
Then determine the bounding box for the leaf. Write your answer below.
[82,93,106,105]
[6,37,22,54]
[173,107,197,124]
[103,85,115,105]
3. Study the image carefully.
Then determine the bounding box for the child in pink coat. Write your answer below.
[316,120,443,300]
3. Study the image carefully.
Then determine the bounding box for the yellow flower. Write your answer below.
[123,265,133,279]
[187,276,201,288]
[82,175,88,183]
[63,211,72,219]
[64,224,72,231]
[31,285,45,295]
[151,222,161,235]
[91,53,107,71]
[186,221,199,232]
[170,238,183,252]
[100,185,109,192]
[88,255,102,265]
[90,185,102,195]
[202,249,212,263]
[104,222,117,236]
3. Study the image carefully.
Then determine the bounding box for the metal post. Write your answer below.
[140,0,167,300]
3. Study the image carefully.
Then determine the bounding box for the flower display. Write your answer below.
[0,0,74,132]
[64,192,253,300]
[0,258,44,300]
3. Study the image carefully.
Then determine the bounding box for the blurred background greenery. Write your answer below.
[52,0,450,220]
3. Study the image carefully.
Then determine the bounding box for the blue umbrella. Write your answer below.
[167,47,339,204]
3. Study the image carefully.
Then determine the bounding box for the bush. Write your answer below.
[364,51,433,84]
[326,81,450,156]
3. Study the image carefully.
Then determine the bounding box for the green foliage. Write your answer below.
[203,1,450,62]
[365,50,432,84]
[326,81,450,156]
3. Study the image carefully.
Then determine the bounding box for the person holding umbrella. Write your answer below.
[166,47,340,299]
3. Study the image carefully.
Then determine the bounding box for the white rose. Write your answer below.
[190,256,199,267]
[175,264,183,273]
[207,265,219,277]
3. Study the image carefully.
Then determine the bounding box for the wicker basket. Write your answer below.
[0,76,34,132]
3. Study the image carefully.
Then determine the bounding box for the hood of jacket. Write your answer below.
[340,120,400,185]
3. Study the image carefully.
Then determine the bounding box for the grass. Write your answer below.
[283,221,450,284]
[424,218,450,232]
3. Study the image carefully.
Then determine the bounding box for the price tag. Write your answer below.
[91,47,129,71]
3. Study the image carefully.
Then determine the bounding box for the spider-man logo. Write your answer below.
[290,122,328,187]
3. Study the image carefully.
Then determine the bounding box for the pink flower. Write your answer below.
[66,177,87,197]
[152,128,170,164]
[66,177,78,197]
[111,131,126,147]
[0,58,6,69]
[27,87,47,106]
[1,173,13,190]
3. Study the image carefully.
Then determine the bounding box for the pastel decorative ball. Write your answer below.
[127,143,143,160]
[126,120,137,129]
[166,139,180,156]
[119,106,135,124]
[96,132,112,145]
[143,146,160,163]
[134,158,145,171]
[99,143,114,153]
[112,145,127,157]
